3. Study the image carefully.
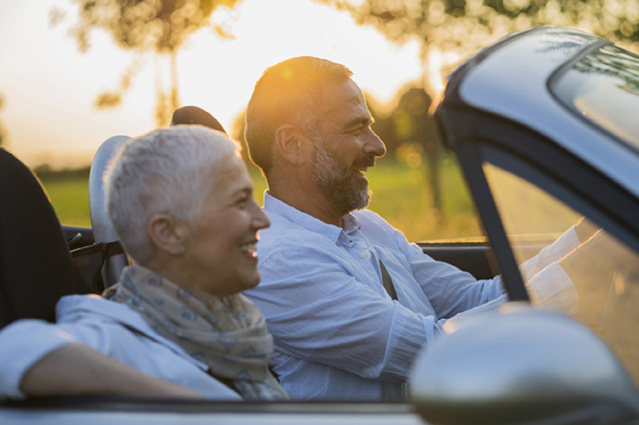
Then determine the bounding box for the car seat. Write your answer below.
[170,105,227,134]
[0,149,92,329]
[88,136,131,288]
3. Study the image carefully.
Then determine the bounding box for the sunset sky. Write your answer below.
[0,0,426,168]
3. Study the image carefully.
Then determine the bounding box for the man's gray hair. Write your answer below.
[104,126,240,264]
[245,56,352,177]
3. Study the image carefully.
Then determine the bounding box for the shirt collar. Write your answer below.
[263,191,361,243]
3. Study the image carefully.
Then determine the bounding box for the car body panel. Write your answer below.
[0,400,424,425]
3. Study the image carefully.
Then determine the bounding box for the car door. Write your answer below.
[438,98,639,389]
[434,27,639,386]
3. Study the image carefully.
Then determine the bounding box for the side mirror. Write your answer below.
[410,304,639,425]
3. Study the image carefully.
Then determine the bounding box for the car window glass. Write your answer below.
[552,44,639,151]
[483,162,639,385]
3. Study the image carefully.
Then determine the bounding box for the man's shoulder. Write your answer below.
[260,209,395,245]
[256,211,356,271]
[260,211,314,241]
[260,209,336,247]
[352,209,396,234]
[352,208,387,224]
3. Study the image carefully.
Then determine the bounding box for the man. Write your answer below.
[243,56,585,400]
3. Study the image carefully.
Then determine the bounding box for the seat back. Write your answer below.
[89,136,130,288]
[0,149,92,328]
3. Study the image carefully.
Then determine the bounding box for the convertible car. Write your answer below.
[1,26,638,424]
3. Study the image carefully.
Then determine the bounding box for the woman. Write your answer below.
[0,126,287,400]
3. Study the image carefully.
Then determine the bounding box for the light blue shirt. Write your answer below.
[0,295,241,400]
[244,193,509,400]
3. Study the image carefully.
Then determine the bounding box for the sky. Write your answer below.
[0,0,425,168]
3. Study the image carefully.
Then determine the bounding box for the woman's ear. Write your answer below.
[274,124,313,166]
[147,214,188,256]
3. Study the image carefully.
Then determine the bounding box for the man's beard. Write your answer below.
[312,139,374,217]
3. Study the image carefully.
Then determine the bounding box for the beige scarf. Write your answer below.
[104,264,288,400]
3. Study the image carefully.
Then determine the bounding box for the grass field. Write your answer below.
[39,176,91,227]
[39,158,483,242]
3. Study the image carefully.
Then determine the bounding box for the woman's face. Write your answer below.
[181,154,270,297]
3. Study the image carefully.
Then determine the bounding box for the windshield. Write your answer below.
[552,44,639,152]
[483,162,639,385]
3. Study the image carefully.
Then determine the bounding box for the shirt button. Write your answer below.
[359,252,366,259]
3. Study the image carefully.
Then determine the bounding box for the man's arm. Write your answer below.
[20,343,203,398]
[248,245,504,383]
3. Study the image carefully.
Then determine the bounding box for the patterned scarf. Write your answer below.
[104,264,288,400]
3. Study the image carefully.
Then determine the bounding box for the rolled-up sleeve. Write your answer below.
[0,320,76,399]
[519,227,579,281]
[384,221,506,320]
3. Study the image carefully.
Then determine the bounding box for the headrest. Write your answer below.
[170,105,227,134]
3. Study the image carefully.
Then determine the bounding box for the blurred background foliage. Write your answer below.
[321,0,639,86]
[51,0,241,125]
[35,0,639,241]
[52,0,639,128]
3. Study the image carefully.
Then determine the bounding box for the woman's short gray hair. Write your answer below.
[104,126,240,264]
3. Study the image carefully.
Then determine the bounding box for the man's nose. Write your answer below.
[364,130,387,158]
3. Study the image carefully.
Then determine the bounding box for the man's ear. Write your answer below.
[147,214,188,256]
[274,124,312,166]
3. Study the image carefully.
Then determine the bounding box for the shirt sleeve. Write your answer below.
[518,226,580,281]
[0,320,76,399]
[383,220,507,320]
[525,262,579,314]
[390,219,579,318]
[248,245,503,382]
[0,313,242,401]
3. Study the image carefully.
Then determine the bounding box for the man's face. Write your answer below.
[310,79,386,216]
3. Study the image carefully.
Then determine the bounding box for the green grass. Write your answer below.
[366,158,482,242]
[39,176,91,227]
[39,159,482,242]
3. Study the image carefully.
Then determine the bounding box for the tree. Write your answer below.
[318,0,639,95]
[393,87,442,213]
[53,0,241,125]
